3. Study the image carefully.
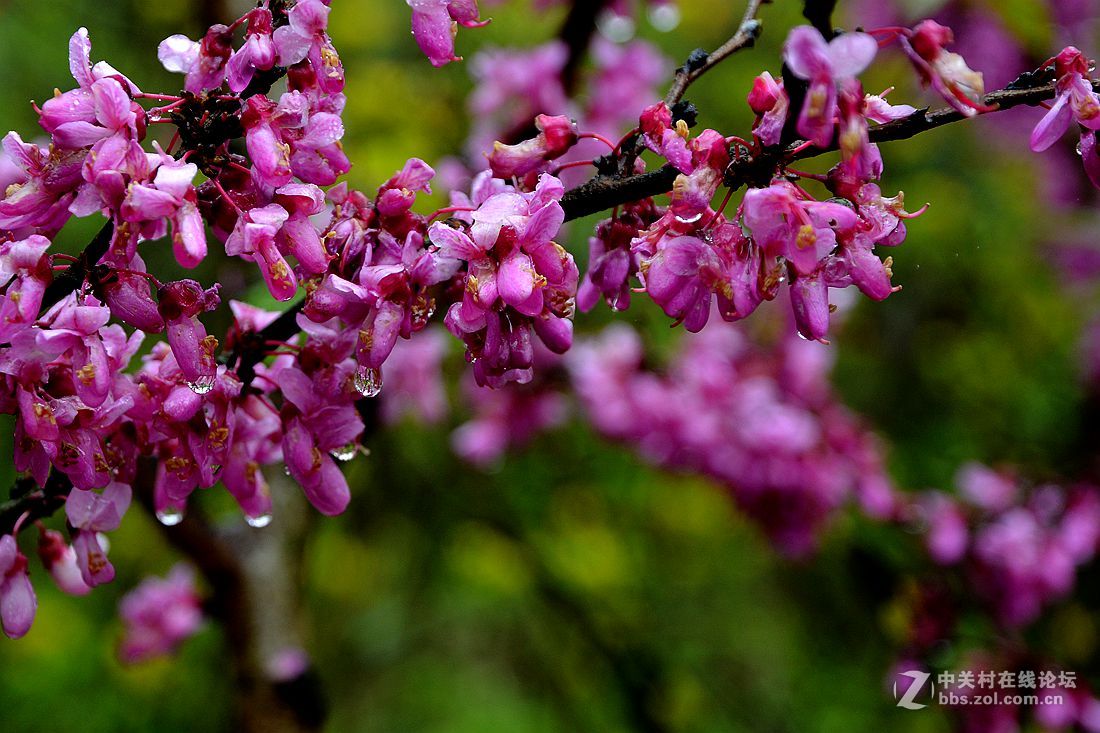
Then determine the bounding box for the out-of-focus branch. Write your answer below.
[133,459,325,733]
[664,0,768,106]
[802,0,838,37]
[559,0,614,97]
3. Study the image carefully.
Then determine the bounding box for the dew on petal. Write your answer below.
[331,443,357,462]
[354,365,383,397]
[245,513,272,528]
[156,507,185,526]
[187,375,215,395]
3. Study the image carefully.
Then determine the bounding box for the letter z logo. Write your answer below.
[893,670,933,710]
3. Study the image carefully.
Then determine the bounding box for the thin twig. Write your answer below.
[664,0,768,106]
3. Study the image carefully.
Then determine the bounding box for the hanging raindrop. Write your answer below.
[156,506,185,526]
[354,366,383,397]
[331,443,357,462]
[187,375,215,395]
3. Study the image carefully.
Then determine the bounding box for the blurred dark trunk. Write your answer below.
[136,461,325,732]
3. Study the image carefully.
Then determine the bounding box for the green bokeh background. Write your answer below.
[0,0,1094,731]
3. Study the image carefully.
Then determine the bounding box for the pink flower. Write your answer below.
[66,481,132,587]
[408,0,488,67]
[158,25,234,94]
[0,133,85,235]
[278,364,364,515]
[274,0,344,93]
[639,102,692,173]
[783,26,877,147]
[434,174,577,387]
[748,71,790,147]
[488,114,578,179]
[1030,47,1100,154]
[225,204,298,301]
[641,221,756,332]
[157,279,221,389]
[97,265,165,334]
[119,565,203,663]
[578,200,659,313]
[226,8,277,93]
[901,20,991,117]
[0,234,52,343]
[121,155,206,268]
[37,528,91,596]
[741,181,858,276]
[0,534,36,639]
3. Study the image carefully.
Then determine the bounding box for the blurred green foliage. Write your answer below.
[0,0,1092,731]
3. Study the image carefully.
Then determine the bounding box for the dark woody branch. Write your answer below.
[664,0,769,106]
[566,72,1088,219]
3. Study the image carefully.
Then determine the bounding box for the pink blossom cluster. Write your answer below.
[918,463,1100,628]
[464,36,668,176]
[568,320,896,556]
[118,564,204,663]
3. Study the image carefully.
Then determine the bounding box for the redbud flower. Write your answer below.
[274,0,344,93]
[748,71,790,147]
[278,364,364,515]
[488,114,578,179]
[227,8,277,93]
[98,265,165,334]
[408,0,487,68]
[37,528,91,596]
[0,133,84,235]
[157,279,221,391]
[783,26,877,147]
[158,25,234,94]
[902,20,991,116]
[118,565,203,663]
[66,481,131,587]
[0,234,52,343]
[121,156,206,268]
[1031,47,1100,170]
[0,534,36,639]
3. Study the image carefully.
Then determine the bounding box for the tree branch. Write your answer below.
[38,221,114,314]
[0,471,72,536]
[559,0,614,97]
[802,0,838,37]
[572,73,1083,219]
[664,0,768,106]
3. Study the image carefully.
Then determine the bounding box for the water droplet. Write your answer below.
[187,375,215,395]
[597,10,635,42]
[354,366,383,397]
[210,464,222,474]
[156,507,184,526]
[246,513,272,528]
[674,212,704,224]
[283,464,292,476]
[1078,141,1085,156]
[330,443,357,462]
[796,331,810,341]
[648,3,680,32]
